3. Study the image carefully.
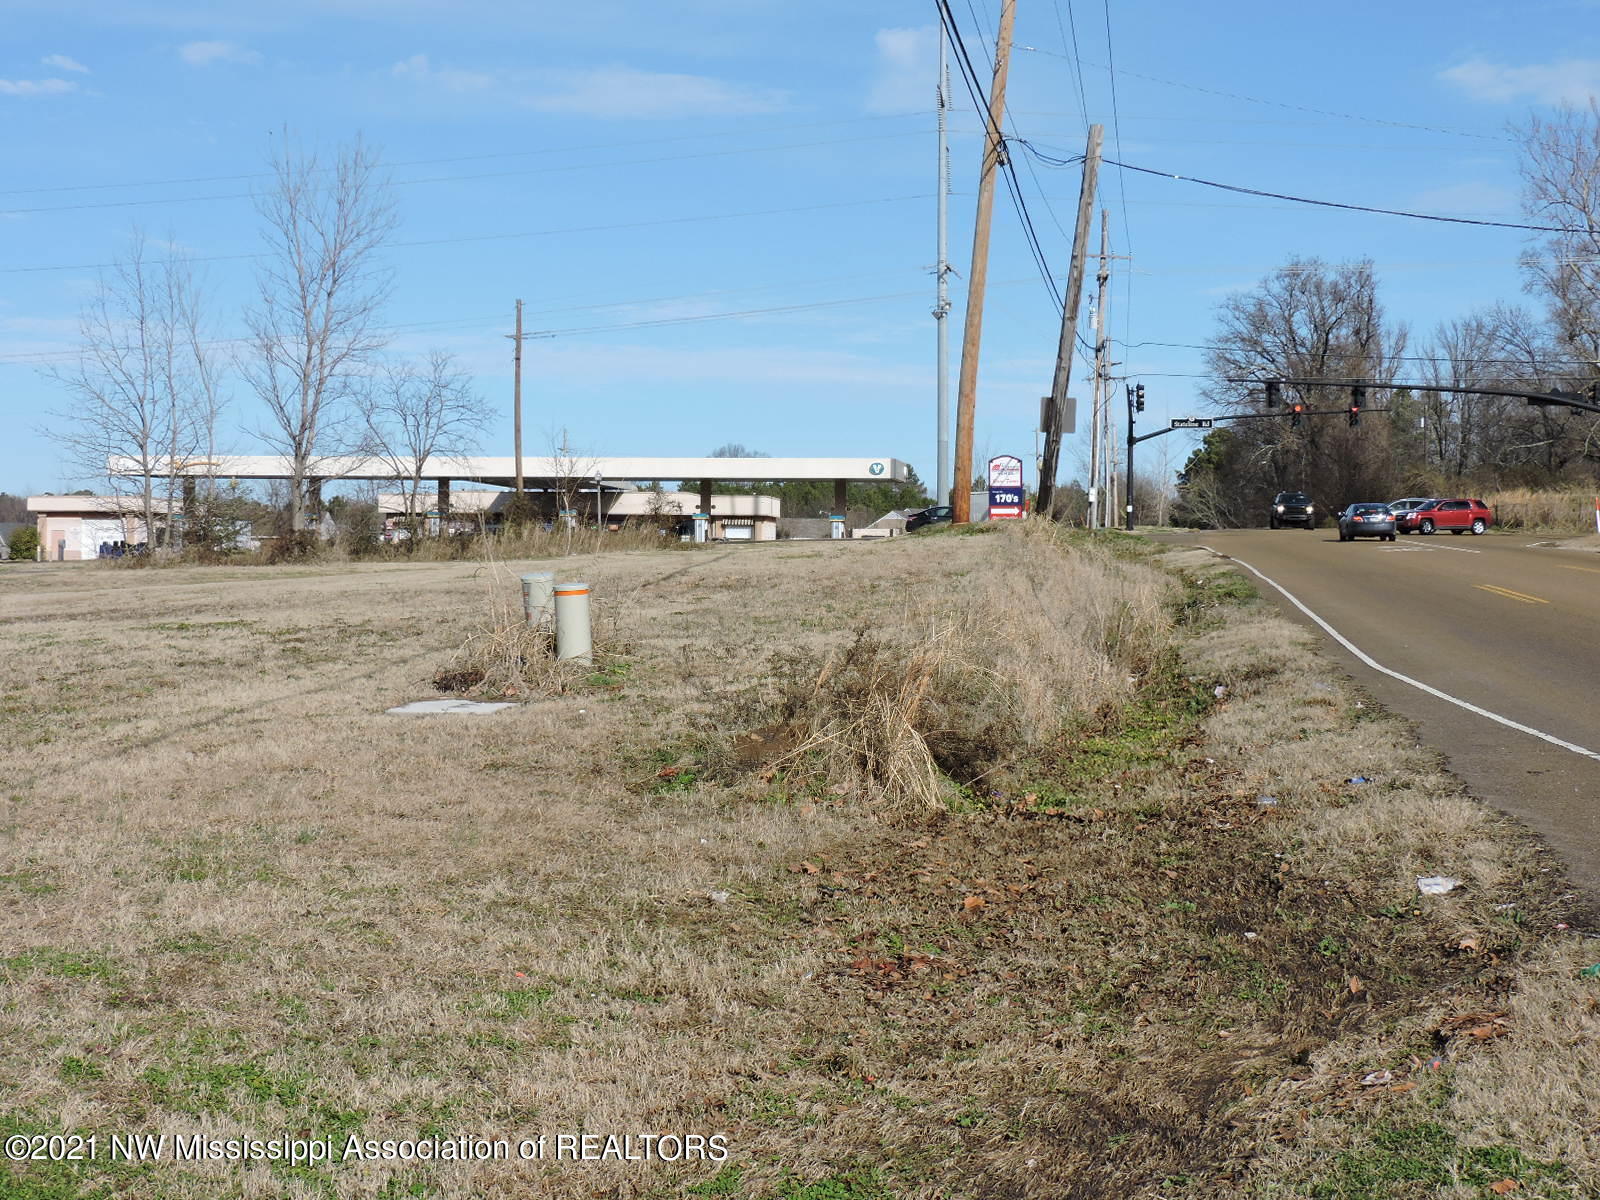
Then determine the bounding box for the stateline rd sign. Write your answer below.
[1170,418,1214,429]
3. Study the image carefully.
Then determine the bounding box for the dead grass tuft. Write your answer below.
[738,524,1179,818]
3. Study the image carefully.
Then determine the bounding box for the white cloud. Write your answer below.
[866,26,937,115]
[525,66,789,119]
[41,54,89,73]
[179,40,262,67]
[1440,58,1600,105]
[0,78,77,96]
[390,53,494,92]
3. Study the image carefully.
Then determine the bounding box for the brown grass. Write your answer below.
[0,528,1593,1199]
[1484,487,1600,534]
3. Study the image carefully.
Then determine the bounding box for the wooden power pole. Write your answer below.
[951,0,1017,525]
[1036,124,1102,515]
[1094,212,1111,527]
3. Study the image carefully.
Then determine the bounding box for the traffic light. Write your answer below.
[1265,381,1281,408]
[1291,402,1304,428]
[1134,383,1146,412]
[1349,385,1365,427]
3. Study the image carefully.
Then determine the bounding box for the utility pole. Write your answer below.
[512,299,525,500]
[934,30,953,506]
[951,0,1017,526]
[1094,211,1111,527]
[1036,124,1102,516]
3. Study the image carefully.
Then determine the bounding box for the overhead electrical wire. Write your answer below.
[0,193,933,276]
[1116,336,1600,370]
[934,0,1064,310]
[1016,47,1507,142]
[1014,144,1600,236]
[0,130,931,218]
[1049,0,1092,133]
[0,112,938,199]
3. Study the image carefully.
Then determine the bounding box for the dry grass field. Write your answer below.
[1,528,1596,1200]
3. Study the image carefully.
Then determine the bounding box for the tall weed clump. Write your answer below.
[763,524,1177,819]
[1484,486,1597,533]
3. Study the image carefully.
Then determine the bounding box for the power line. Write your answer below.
[1099,0,1135,380]
[1118,336,1600,370]
[0,192,934,276]
[1049,0,1092,133]
[935,0,1063,309]
[0,112,937,199]
[1015,146,1600,235]
[0,287,937,367]
[1015,47,1508,141]
[0,130,930,218]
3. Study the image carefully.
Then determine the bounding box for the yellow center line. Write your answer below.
[1558,564,1600,574]
[1475,583,1549,605]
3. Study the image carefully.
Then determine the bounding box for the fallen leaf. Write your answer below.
[1489,1181,1520,1195]
[800,861,822,875]
[1458,936,1481,953]
[1388,1081,1417,1093]
[1348,976,1365,995]
[962,895,987,911]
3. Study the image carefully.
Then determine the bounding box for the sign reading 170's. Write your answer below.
[987,455,1025,519]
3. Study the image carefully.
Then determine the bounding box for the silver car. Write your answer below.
[1338,503,1397,542]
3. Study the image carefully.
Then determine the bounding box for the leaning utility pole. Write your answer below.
[1093,211,1111,527]
[951,0,1017,525]
[1036,124,1102,516]
[933,30,954,506]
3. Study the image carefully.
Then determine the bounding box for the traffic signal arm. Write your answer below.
[1232,378,1600,418]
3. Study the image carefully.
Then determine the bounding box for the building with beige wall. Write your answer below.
[26,495,178,561]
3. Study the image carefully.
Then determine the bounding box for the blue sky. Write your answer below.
[2,0,1597,496]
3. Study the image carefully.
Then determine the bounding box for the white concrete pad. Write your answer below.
[386,699,515,716]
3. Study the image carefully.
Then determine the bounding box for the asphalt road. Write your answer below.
[1152,527,1600,906]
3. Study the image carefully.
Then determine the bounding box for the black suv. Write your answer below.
[1269,491,1317,529]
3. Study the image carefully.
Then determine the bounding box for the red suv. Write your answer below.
[1395,498,1493,535]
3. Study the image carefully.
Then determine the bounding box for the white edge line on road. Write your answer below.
[1200,545,1600,764]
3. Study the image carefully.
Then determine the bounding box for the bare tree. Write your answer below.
[47,230,216,553]
[1521,103,1600,370]
[1202,258,1408,513]
[360,351,488,538]
[243,133,396,534]
[547,428,599,555]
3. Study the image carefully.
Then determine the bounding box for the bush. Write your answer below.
[7,525,38,560]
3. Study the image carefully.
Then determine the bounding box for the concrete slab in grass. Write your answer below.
[386,699,516,716]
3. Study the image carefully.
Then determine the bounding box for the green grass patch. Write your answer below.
[766,1166,891,1200]
[0,948,119,985]
[1017,653,1213,812]
[1310,1122,1574,1198]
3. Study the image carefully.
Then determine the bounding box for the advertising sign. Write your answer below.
[987,455,1024,488]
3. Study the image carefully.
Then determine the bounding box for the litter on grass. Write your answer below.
[1417,875,1462,895]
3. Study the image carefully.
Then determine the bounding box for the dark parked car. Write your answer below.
[905,505,954,532]
[1269,491,1318,529]
[1394,498,1493,536]
[1337,502,1397,542]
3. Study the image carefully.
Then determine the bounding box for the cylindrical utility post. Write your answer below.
[521,571,555,628]
[554,581,593,664]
